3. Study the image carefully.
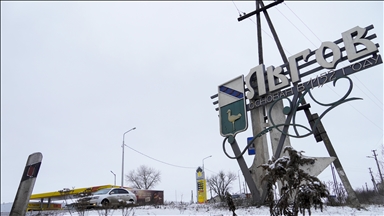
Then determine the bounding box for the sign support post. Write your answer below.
[310,113,361,207]
[241,0,294,203]
[226,136,261,204]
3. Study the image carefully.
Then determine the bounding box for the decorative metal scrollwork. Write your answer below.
[223,76,362,160]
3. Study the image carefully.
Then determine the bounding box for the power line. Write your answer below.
[274,7,318,49]
[280,2,383,110]
[231,0,243,17]
[374,136,384,150]
[247,16,293,56]
[271,2,383,130]
[204,168,218,175]
[283,2,322,43]
[231,1,292,56]
[353,77,383,110]
[126,145,220,175]
[231,1,383,133]
[322,82,383,131]
[125,145,196,170]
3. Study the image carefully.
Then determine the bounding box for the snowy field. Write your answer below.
[2,203,384,216]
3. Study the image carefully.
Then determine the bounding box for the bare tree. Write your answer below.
[207,170,237,202]
[126,165,161,189]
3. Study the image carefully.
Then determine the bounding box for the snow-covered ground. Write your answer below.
[2,203,384,216]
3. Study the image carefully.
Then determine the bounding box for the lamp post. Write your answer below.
[202,155,212,171]
[121,127,136,188]
[110,170,116,186]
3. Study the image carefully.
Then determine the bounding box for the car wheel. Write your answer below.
[101,199,110,207]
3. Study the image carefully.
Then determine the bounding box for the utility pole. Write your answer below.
[331,164,339,196]
[191,190,193,204]
[369,168,378,192]
[367,150,384,186]
[238,0,289,205]
[238,170,242,194]
[365,182,368,192]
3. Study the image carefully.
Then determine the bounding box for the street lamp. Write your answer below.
[121,127,136,188]
[202,155,212,171]
[110,170,116,186]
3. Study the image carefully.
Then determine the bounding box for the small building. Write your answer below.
[130,189,164,205]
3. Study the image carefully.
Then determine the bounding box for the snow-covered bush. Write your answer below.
[259,146,329,216]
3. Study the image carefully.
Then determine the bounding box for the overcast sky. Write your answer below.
[1,1,383,203]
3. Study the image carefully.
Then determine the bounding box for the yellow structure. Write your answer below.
[28,184,121,211]
[27,202,62,211]
[197,179,207,203]
[30,184,119,201]
[196,167,207,204]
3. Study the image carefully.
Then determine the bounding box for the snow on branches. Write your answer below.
[259,146,329,216]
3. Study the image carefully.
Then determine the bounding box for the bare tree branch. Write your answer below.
[207,170,237,202]
[126,165,161,190]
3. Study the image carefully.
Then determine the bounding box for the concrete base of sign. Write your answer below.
[249,105,270,198]
[248,100,334,202]
[301,156,336,177]
[266,101,292,159]
[281,156,336,204]
[249,100,294,198]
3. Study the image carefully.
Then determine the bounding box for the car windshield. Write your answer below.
[93,188,112,195]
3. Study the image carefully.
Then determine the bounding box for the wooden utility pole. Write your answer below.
[368,150,384,186]
[369,167,379,192]
[331,164,339,195]
[239,0,289,204]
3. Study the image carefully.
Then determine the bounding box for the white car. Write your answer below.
[88,188,137,207]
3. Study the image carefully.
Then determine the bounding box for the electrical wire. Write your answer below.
[231,0,243,17]
[281,2,383,111]
[247,16,293,56]
[230,1,383,131]
[373,136,384,151]
[232,1,293,56]
[353,78,383,110]
[125,145,196,170]
[281,2,383,105]
[275,7,318,49]
[317,82,383,131]
[204,168,218,175]
[275,2,383,129]
[126,145,219,175]
[282,2,323,43]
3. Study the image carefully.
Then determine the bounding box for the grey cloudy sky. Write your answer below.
[1,1,383,203]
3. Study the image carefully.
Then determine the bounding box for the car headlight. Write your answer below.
[91,196,99,199]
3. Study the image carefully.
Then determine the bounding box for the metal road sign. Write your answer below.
[218,75,248,137]
[247,137,255,155]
